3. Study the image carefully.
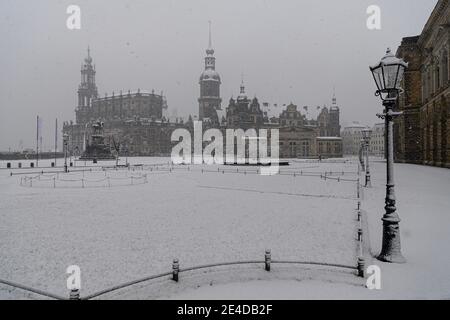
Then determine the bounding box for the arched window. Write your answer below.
[434,56,440,91]
[428,65,433,96]
[422,68,427,103]
[442,49,449,85]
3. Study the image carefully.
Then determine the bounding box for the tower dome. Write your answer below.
[199,68,221,82]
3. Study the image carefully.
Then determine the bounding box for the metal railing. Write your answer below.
[0,252,360,300]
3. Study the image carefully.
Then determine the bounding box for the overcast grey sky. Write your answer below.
[0,0,437,151]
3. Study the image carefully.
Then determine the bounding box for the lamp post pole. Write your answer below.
[359,139,365,172]
[365,139,371,187]
[377,99,405,263]
[362,129,372,188]
[370,48,408,263]
[63,133,68,173]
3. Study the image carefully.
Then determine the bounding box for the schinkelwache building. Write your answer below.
[63,27,343,160]
[395,0,449,168]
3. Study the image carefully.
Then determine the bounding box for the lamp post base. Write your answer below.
[377,218,406,264]
[377,253,406,264]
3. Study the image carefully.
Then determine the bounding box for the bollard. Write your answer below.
[172,259,179,282]
[51,162,55,168]
[357,257,365,278]
[357,201,361,210]
[265,249,271,272]
[30,163,34,168]
[357,211,361,222]
[7,162,11,169]
[358,228,363,241]
[69,288,80,300]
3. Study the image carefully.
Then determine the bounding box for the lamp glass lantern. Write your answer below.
[362,128,372,141]
[370,48,408,100]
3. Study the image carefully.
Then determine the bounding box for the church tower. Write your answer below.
[198,22,221,124]
[76,47,98,125]
[329,91,341,137]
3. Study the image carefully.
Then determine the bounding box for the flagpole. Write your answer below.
[36,115,39,167]
[55,118,58,166]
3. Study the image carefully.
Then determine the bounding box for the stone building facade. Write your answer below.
[225,82,265,129]
[317,95,341,137]
[395,0,449,168]
[341,123,366,155]
[63,49,175,157]
[317,137,343,159]
[369,123,385,157]
[64,27,343,160]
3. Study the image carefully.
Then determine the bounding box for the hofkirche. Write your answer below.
[63,25,343,160]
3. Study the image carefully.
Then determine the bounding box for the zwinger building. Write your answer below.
[395,0,449,168]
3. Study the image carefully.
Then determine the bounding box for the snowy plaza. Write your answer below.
[1,157,449,299]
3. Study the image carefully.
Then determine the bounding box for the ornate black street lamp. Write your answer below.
[370,48,407,263]
[359,138,365,172]
[362,128,372,187]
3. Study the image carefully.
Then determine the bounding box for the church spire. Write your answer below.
[332,86,337,105]
[206,21,215,56]
[238,73,247,100]
[208,20,212,50]
[204,21,216,70]
[85,46,93,64]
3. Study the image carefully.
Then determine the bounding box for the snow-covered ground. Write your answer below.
[0,157,448,299]
[0,157,359,299]
[166,159,450,300]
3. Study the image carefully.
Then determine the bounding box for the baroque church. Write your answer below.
[63,24,342,159]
